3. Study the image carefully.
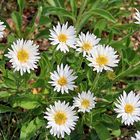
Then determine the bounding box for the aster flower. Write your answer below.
[86,45,119,73]
[5,39,40,75]
[76,32,100,57]
[44,100,78,138]
[0,21,6,38]
[131,131,140,140]
[134,9,140,24]
[73,90,96,113]
[49,22,76,53]
[114,91,140,126]
[49,64,77,94]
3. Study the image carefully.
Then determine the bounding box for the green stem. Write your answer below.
[78,0,88,17]
[77,56,84,72]
[82,113,85,125]
[15,77,20,93]
[75,0,88,32]
[91,73,100,92]
[51,96,73,99]
[115,61,140,80]
[15,72,22,93]
[90,112,93,124]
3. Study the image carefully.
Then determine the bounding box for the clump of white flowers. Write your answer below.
[5,19,140,139]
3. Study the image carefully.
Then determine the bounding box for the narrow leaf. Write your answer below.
[43,7,75,21]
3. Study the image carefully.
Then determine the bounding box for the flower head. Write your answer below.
[131,131,140,140]
[76,32,100,57]
[49,64,77,94]
[73,90,96,113]
[44,101,78,138]
[5,39,40,75]
[49,22,76,53]
[114,91,140,126]
[0,21,6,38]
[86,45,119,72]
[134,9,140,24]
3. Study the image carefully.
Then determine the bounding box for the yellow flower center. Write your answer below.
[17,49,29,63]
[82,43,92,52]
[58,34,67,43]
[54,111,67,125]
[58,76,67,86]
[96,55,108,65]
[81,99,90,109]
[124,104,134,114]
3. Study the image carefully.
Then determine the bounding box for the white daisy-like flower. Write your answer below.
[44,100,78,138]
[5,39,40,75]
[0,21,6,38]
[114,91,140,126]
[49,64,77,94]
[73,90,96,113]
[134,9,140,24]
[76,32,100,57]
[49,22,76,53]
[86,45,119,72]
[131,131,140,140]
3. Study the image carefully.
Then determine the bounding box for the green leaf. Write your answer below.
[0,104,14,113]
[0,91,12,98]
[20,117,44,140]
[53,0,64,7]
[7,34,16,43]
[12,95,40,109]
[112,129,121,137]
[35,29,49,39]
[94,122,111,140]
[94,19,107,31]
[3,77,16,89]
[76,8,115,32]
[113,23,138,30]
[39,54,49,78]
[47,0,56,6]
[43,7,75,21]
[13,100,40,109]
[17,0,25,13]
[90,8,116,23]
[33,79,46,88]
[39,16,51,25]
[13,99,40,109]
[70,0,77,16]
[11,11,22,36]
[76,13,92,32]
[127,81,140,90]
